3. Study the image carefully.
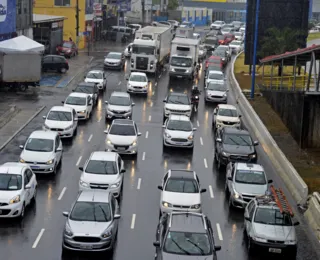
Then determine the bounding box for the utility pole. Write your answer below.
[75,0,80,40]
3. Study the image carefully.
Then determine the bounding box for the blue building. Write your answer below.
[0,0,16,41]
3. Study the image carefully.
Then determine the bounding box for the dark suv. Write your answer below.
[153,212,221,260]
[72,82,99,106]
[215,127,259,170]
[42,55,69,73]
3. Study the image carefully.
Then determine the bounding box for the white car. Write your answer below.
[126,72,149,94]
[63,92,93,120]
[210,20,225,30]
[239,26,245,33]
[205,70,225,86]
[78,151,125,198]
[168,20,180,28]
[229,40,244,54]
[19,130,63,175]
[205,82,228,103]
[124,43,133,57]
[0,162,37,219]
[105,119,141,155]
[84,70,107,91]
[105,91,134,120]
[234,32,243,41]
[212,104,241,129]
[163,92,192,120]
[163,115,196,149]
[158,169,206,215]
[43,106,78,138]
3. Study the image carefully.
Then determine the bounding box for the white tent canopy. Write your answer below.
[0,35,45,53]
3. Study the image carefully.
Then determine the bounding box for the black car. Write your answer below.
[153,212,221,260]
[204,36,219,52]
[42,55,69,73]
[72,82,99,106]
[215,127,259,170]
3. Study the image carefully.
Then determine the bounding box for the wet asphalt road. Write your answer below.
[0,49,319,260]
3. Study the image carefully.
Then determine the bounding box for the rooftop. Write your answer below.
[68,92,90,98]
[50,106,73,112]
[78,190,111,203]
[112,119,134,125]
[33,14,66,24]
[168,115,190,121]
[90,151,117,161]
[218,104,237,110]
[111,91,130,97]
[169,169,195,179]
[29,130,57,139]
[170,213,206,233]
[236,163,264,172]
[0,162,26,175]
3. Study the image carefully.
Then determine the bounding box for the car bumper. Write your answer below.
[42,126,74,138]
[76,112,88,120]
[106,110,132,119]
[104,63,122,69]
[250,239,297,256]
[215,122,240,129]
[229,196,249,209]
[127,85,148,93]
[63,237,113,252]
[79,184,122,198]
[0,201,24,218]
[164,110,191,118]
[160,205,201,214]
[219,154,257,166]
[163,137,194,148]
[27,163,56,174]
[106,143,137,155]
[205,95,227,103]
[169,71,193,79]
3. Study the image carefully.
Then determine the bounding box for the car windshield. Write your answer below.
[74,85,94,94]
[167,95,190,105]
[164,231,211,255]
[130,75,147,82]
[231,41,241,46]
[209,73,223,80]
[85,160,118,174]
[47,111,72,121]
[132,45,155,55]
[254,208,292,226]
[165,178,199,193]
[208,59,220,64]
[25,138,54,152]
[235,32,242,36]
[182,22,191,26]
[213,51,225,57]
[62,42,72,48]
[0,174,22,191]
[109,125,136,136]
[86,72,103,79]
[65,96,86,106]
[217,46,227,51]
[171,57,193,67]
[205,38,218,45]
[217,35,225,40]
[218,108,237,117]
[223,134,253,146]
[70,202,112,222]
[109,96,131,106]
[226,35,233,39]
[199,46,204,51]
[167,120,192,131]
[107,53,121,59]
[214,21,223,25]
[235,170,266,185]
[207,83,226,91]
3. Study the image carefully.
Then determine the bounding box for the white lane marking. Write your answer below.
[142,152,146,161]
[200,137,203,146]
[32,229,45,248]
[88,134,93,142]
[58,187,67,201]
[137,178,142,190]
[209,185,214,198]
[197,120,200,127]
[131,214,136,229]
[145,131,149,139]
[204,158,208,168]
[216,223,223,240]
[148,115,151,121]
[194,106,197,112]
[97,117,102,122]
[76,156,82,166]
[118,81,121,85]
[155,82,158,87]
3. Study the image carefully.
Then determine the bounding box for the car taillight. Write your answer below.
[65,60,68,64]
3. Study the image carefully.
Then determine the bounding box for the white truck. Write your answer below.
[130,26,171,75]
[175,27,194,39]
[169,38,200,81]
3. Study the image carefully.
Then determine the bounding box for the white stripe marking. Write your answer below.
[200,137,203,146]
[142,152,146,161]
[58,187,67,201]
[145,131,149,138]
[148,115,151,121]
[204,158,208,168]
[216,223,223,240]
[209,185,214,198]
[155,82,158,87]
[118,81,121,85]
[76,156,82,166]
[131,214,136,229]
[97,117,102,122]
[194,106,197,112]
[32,229,45,248]
[137,178,142,190]
[88,134,93,142]
[197,120,200,127]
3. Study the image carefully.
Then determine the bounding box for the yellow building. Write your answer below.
[34,0,86,49]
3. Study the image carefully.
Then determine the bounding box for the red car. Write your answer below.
[218,34,235,45]
[205,56,223,71]
[56,41,78,58]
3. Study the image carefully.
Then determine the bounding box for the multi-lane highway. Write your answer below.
[0,47,319,260]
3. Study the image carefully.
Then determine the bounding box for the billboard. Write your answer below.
[117,0,131,12]
[0,0,16,37]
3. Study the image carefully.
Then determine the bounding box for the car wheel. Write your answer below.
[19,203,25,220]
[52,163,57,175]
[61,247,70,258]
[73,127,77,136]
[217,157,221,170]
[247,237,255,255]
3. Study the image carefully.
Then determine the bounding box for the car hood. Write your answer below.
[107,104,131,112]
[20,150,54,163]
[253,223,296,241]
[64,104,87,112]
[207,79,224,84]
[45,119,73,129]
[104,58,121,63]
[161,252,210,260]
[107,134,136,145]
[216,115,240,122]
[128,81,148,87]
[165,104,191,111]
[0,190,22,203]
[222,144,255,155]
[206,90,226,96]
[162,191,200,206]
[85,79,103,84]
[81,172,120,184]
[229,45,240,48]
[165,129,192,139]
[234,182,268,196]
[68,219,111,236]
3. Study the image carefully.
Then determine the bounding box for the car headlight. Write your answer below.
[222,151,230,157]
[284,240,296,245]
[143,84,148,88]
[253,236,268,243]
[107,139,112,144]
[64,223,73,237]
[102,228,112,238]
[110,181,121,188]
[162,201,172,208]
[164,132,171,138]
[46,159,54,165]
[233,190,241,199]
[191,204,201,209]
[9,195,20,204]
[249,154,256,159]
[20,158,25,163]
[185,69,190,73]
[216,119,223,124]
[188,135,193,140]
[127,84,131,88]
[79,110,86,114]
[79,180,89,187]
[222,58,225,61]
[223,93,227,97]
[131,141,137,146]
[170,68,175,72]
[65,125,73,131]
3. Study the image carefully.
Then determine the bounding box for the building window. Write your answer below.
[17,0,22,14]
[54,0,71,6]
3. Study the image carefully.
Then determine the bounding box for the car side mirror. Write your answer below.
[158,185,163,190]
[126,77,129,80]
[56,147,62,152]
[61,101,64,104]
[192,128,197,131]
[153,241,160,247]
[105,101,108,104]
[162,125,166,128]
[74,118,78,121]
[226,89,229,92]
[89,101,93,105]
[121,169,126,173]
[148,80,151,82]
[25,184,31,189]
[114,214,121,219]
[79,167,84,171]
[254,141,259,146]
[104,130,108,134]
[294,221,300,226]
[268,179,273,184]
[227,176,232,181]
[62,211,69,217]
[19,145,24,149]
[163,100,166,102]
[132,103,135,106]
[244,216,251,221]
[216,138,222,143]
[224,77,227,80]
[238,115,242,118]
[72,89,75,92]
[83,76,86,79]
[42,116,46,119]
[137,132,141,136]
[214,245,222,251]
[200,188,207,193]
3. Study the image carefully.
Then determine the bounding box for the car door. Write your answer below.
[93,85,99,102]
[87,96,93,113]
[161,172,169,202]
[226,163,234,191]
[55,135,63,163]
[103,72,107,87]
[26,169,36,202]
[23,171,32,205]
[110,195,120,233]
[42,56,53,70]
[52,56,62,71]
[117,156,124,178]
[215,128,223,155]
[245,200,256,234]
[213,107,219,123]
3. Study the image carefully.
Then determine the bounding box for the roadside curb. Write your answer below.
[0,106,46,151]
[0,105,20,129]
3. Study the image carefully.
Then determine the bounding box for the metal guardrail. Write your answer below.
[261,75,314,90]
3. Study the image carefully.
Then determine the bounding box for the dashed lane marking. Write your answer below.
[97,117,102,122]
[209,185,214,198]
[118,81,121,85]
[197,120,200,127]
[137,178,142,190]
[148,115,151,121]
[200,137,203,146]
[58,187,67,201]
[32,229,45,248]
[142,152,146,161]
[131,214,136,229]
[76,156,82,166]
[216,223,223,240]
[155,82,158,87]
[145,131,149,139]
[204,158,208,168]
[88,134,93,142]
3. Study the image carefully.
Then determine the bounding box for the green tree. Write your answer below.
[167,0,179,10]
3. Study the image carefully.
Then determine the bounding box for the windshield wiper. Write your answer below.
[228,137,240,145]
[98,205,109,221]
[238,136,251,146]
[186,239,205,255]
[170,238,191,255]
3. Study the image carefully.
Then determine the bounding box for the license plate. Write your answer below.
[117,147,126,151]
[31,166,40,169]
[80,244,93,249]
[269,248,281,253]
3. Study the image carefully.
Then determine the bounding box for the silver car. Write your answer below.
[62,190,121,254]
[205,82,228,103]
[105,91,135,120]
[225,162,273,209]
[163,115,196,149]
[19,130,63,175]
[104,52,125,70]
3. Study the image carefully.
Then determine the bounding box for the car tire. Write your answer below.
[247,237,255,255]
[61,247,70,258]
[52,163,57,175]
[73,127,77,136]
[19,203,25,220]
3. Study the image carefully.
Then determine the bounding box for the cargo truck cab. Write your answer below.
[131,39,157,73]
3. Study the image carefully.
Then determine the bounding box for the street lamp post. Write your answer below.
[250,0,261,99]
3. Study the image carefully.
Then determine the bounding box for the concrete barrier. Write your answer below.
[230,51,308,205]
[304,192,320,240]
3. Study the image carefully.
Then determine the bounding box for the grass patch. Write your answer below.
[307,32,320,42]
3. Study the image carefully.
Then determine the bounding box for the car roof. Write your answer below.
[108,52,121,55]
[236,163,264,172]
[170,213,206,233]
[223,127,250,135]
[168,115,190,121]
[218,104,236,110]
[50,106,73,112]
[87,70,103,74]
[77,190,111,203]
[169,169,195,179]
[112,119,134,125]
[110,91,130,98]
[208,70,223,75]
[130,72,147,76]
[78,82,96,87]
[90,151,117,161]
[29,130,57,139]
[68,92,90,98]
[168,92,188,97]
[0,162,27,175]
